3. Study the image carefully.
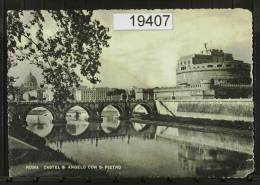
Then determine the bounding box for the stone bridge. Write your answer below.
[8,100,158,127]
[8,100,158,143]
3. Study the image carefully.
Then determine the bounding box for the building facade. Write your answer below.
[15,73,124,102]
[10,72,54,102]
[135,88,154,100]
[73,86,123,102]
[176,49,251,86]
[153,87,174,100]
[153,48,252,100]
[19,73,46,101]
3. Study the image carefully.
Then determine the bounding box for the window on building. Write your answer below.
[207,65,213,68]
[217,64,222,67]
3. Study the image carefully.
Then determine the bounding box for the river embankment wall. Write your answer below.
[155,99,254,122]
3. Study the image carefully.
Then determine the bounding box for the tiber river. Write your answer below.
[22,105,254,178]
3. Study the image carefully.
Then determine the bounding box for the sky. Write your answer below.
[9,9,253,89]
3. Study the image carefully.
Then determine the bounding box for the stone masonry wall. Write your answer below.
[156,99,254,122]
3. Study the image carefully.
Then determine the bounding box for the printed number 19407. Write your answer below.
[113,13,173,30]
[130,14,170,27]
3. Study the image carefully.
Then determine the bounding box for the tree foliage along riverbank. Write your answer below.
[7,10,111,105]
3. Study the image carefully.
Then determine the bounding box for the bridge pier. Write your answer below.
[47,124,68,141]
[119,115,130,121]
[20,119,28,128]
[48,118,68,139]
[52,118,67,126]
[88,116,103,122]
[9,114,27,128]
[88,121,102,132]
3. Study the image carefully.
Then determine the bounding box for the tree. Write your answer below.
[7,10,111,105]
[7,55,20,100]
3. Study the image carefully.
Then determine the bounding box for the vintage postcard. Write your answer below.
[7,9,254,178]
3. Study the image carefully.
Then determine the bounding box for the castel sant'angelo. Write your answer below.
[153,44,252,100]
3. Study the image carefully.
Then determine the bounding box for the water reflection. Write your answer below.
[132,105,149,131]
[101,105,120,133]
[66,106,90,136]
[132,122,147,131]
[156,126,253,154]
[156,126,179,138]
[26,107,53,137]
[177,143,253,177]
[47,121,253,178]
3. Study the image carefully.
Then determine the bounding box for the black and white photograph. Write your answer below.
[7,9,254,178]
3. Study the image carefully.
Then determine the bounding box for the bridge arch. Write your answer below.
[100,104,124,117]
[130,103,154,132]
[100,105,121,134]
[64,105,92,119]
[65,105,90,136]
[23,105,57,122]
[25,106,54,137]
[131,103,153,116]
